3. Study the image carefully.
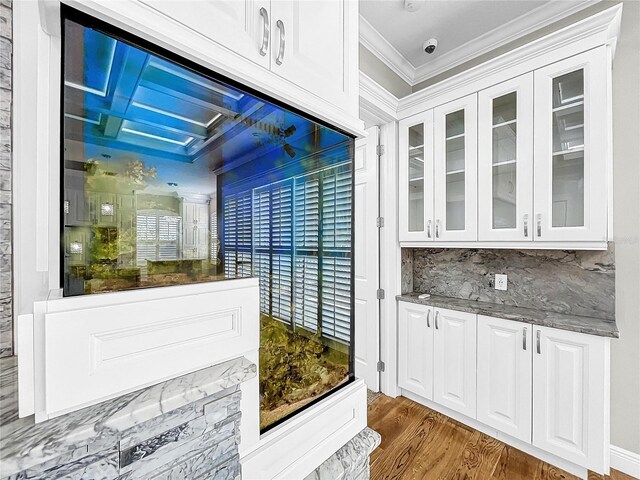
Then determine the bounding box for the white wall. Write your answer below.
[610,0,640,455]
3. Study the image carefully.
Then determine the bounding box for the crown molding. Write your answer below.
[359,72,399,125]
[359,15,414,85]
[397,3,623,118]
[360,0,601,87]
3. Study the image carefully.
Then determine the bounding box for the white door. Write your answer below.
[533,47,608,243]
[433,94,478,242]
[354,127,379,390]
[398,110,434,243]
[532,326,608,472]
[398,302,433,400]
[433,307,477,418]
[478,73,534,242]
[139,0,271,69]
[477,315,532,443]
[269,1,351,108]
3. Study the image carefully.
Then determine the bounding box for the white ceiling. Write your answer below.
[359,0,598,86]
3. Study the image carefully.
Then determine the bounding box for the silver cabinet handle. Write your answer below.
[435,311,440,330]
[427,220,432,239]
[259,7,270,57]
[426,310,431,328]
[536,214,542,237]
[435,219,440,238]
[275,19,285,65]
[536,330,541,354]
[523,214,528,238]
[522,327,527,350]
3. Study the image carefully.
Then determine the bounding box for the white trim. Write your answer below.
[399,241,608,250]
[359,72,400,124]
[359,1,599,87]
[359,15,414,85]
[397,4,623,118]
[610,446,640,479]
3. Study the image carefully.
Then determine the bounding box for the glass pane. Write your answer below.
[552,151,584,227]
[492,164,517,229]
[408,124,424,231]
[446,172,465,230]
[553,102,584,153]
[446,110,465,138]
[493,92,517,124]
[553,70,584,108]
[492,124,517,165]
[62,16,354,433]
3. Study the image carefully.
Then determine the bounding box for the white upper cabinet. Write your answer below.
[399,110,434,243]
[433,94,478,242]
[478,74,534,242]
[270,1,354,109]
[532,325,608,472]
[477,315,532,443]
[138,0,272,69]
[533,48,608,243]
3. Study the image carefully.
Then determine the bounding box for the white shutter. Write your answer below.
[223,195,238,278]
[294,255,319,332]
[322,256,351,342]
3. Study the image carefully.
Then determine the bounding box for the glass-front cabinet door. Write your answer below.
[433,93,477,242]
[478,74,533,241]
[533,48,608,243]
[399,111,434,242]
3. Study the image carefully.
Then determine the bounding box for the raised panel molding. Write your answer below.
[34,279,259,420]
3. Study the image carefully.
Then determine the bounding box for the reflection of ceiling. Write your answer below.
[63,20,272,164]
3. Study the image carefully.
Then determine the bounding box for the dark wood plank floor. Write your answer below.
[368,395,637,480]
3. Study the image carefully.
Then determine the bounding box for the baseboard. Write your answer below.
[611,445,640,479]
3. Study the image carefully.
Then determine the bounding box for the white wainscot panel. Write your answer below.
[39,279,259,419]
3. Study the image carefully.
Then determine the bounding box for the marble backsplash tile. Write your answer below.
[405,243,615,319]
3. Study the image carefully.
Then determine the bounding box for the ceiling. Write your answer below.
[359,0,598,86]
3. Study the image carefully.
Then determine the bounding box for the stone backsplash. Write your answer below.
[403,243,615,319]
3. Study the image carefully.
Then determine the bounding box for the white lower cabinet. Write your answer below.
[477,315,532,443]
[532,325,608,473]
[398,303,610,475]
[398,302,434,400]
[433,308,477,418]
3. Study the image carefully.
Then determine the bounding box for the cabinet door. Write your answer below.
[138,0,271,69]
[533,47,608,243]
[434,94,478,242]
[477,316,532,443]
[270,0,353,108]
[433,308,476,418]
[398,302,434,400]
[533,326,608,472]
[478,74,534,242]
[399,111,434,243]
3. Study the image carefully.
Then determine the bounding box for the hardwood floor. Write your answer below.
[368,395,636,480]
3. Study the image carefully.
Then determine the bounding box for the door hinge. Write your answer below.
[376,289,385,300]
[376,145,385,156]
[377,361,386,372]
[376,217,384,228]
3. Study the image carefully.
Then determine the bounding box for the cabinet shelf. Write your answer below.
[446,169,465,176]
[492,159,517,167]
[493,119,517,129]
[552,147,584,156]
[446,133,465,141]
[552,99,584,113]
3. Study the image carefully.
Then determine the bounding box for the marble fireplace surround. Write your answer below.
[402,243,615,320]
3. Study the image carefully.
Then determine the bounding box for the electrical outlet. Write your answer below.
[495,274,508,291]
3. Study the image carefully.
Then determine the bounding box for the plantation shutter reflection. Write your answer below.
[223,195,237,278]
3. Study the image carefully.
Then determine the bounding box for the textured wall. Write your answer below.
[0,0,12,358]
[406,244,615,319]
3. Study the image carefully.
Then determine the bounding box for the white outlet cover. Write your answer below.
[495,274,508,291]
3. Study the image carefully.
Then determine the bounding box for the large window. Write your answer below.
[62,8,353,432]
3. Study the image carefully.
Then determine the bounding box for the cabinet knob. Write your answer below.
[259,7,270,57]
[275,19,285,65]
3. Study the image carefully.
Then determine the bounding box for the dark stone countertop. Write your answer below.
[397,293,619,338]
